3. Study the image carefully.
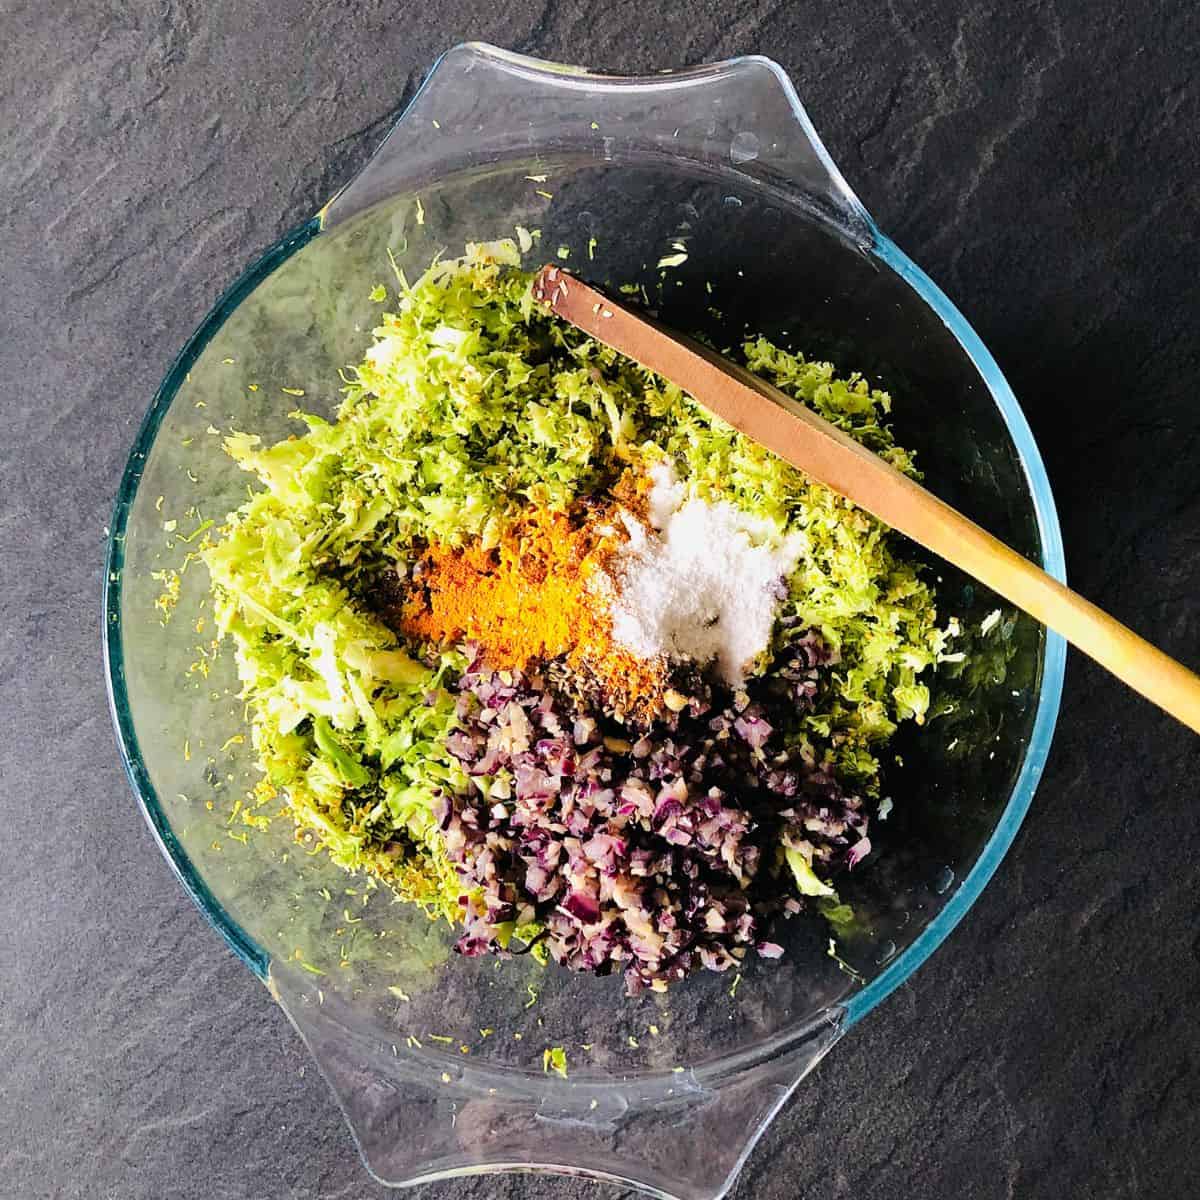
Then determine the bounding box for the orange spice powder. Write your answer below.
[397,502,668,719]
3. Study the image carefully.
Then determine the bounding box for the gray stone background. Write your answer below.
[3,1,1199,1197]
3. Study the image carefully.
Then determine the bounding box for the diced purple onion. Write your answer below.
[440,629,862,994]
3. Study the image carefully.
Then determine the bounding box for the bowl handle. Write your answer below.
[273,961,843,1200]
[320,41,872,247]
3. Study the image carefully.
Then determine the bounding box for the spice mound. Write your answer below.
[394,502,674,724]
[393,462,808,725]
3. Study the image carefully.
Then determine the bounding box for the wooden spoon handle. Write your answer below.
[533,265,1200,734]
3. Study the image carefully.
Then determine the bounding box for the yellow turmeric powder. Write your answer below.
[398,504,668,718]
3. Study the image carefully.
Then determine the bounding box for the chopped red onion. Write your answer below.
[439,632,863,994]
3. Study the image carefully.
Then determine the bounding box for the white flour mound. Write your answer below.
[608,465,802,685]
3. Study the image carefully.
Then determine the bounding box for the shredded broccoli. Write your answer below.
[542,1046,568,1078]
[198,241,945,924]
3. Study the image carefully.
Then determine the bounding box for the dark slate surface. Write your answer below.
[3,1,1199,1197]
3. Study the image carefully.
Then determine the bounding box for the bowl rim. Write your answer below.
[103,217,321,980]
[842,230,1066,1028]
[102,143,1065,1061]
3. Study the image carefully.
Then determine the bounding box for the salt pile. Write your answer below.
[608,465,802,685]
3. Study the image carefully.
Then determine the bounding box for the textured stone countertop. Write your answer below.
[3,2,1199,1198]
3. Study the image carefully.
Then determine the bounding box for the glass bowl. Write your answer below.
[104,43,1065,1200]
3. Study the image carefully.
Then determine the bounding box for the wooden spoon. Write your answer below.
[533,264,1200,734]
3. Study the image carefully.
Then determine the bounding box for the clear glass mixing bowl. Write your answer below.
[104,44,1065,1200]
